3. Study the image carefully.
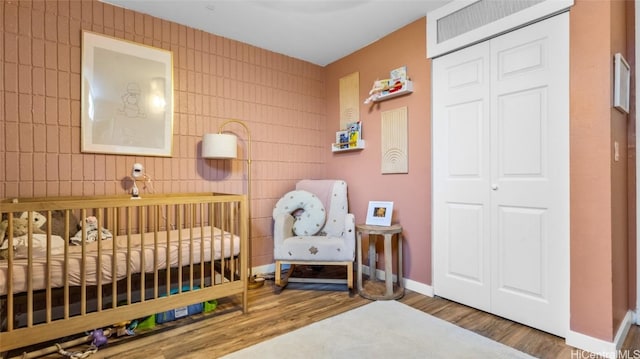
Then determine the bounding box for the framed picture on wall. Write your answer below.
[613,52,630,114]
[365,201,394,226]
[81,31,174,157]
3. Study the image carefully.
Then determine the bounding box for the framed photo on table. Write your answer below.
[81,31,174,157]
[365,201,394,226]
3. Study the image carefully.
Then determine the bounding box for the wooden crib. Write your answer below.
[0,192,248,355]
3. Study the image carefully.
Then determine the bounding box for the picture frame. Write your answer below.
[365,201,394,226]
[81,31,174,157]
[613,52,630,114]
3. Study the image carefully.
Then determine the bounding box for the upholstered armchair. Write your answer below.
[273,180,355,289]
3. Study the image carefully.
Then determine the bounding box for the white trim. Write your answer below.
[613,311,635,352]
[566,310,635,359]
[426,0,573,58]
[361,265,435,297]
[403,278,435,297]
[254,263,278,277]
[362,265,396,283]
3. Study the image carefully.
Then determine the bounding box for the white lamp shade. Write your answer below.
[202,133,238,159]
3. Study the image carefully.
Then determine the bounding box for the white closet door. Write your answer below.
[433,12,569,337]
[433,41,492,312]
[489,12,569,337]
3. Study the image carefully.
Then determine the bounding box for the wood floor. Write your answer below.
[13,270,640,359]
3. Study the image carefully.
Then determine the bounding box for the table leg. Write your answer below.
[398,233,403,290]
[357,231,363,292]
[368,234,377,282]
[384,234,393,297]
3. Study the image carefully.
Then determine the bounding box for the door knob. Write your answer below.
[491,184,498,190]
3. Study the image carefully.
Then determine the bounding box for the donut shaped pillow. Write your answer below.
[273,190,326,236]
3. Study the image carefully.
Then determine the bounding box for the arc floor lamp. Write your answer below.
[202,119,264,289]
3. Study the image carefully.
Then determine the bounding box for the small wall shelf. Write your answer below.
[332,140,365,152]
[374,81,413,102]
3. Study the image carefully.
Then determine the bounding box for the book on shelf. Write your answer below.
[388,66,408,94]
[336,130,350,149]
[390,66,407,83]
[347,121,362,148]
[335,120,362,149]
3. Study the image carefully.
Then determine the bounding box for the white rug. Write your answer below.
[222,300,536,359]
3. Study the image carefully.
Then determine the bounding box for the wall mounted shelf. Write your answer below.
[332,140,365,152]
[374,81,413,102]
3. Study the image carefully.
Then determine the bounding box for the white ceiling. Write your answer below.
[100,0,451,66]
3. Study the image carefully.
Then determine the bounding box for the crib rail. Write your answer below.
[0,193,248,353]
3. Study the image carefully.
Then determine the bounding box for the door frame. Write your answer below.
[431,13,570,337]
[426,0,574,59]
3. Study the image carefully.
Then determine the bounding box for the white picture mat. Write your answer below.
[81,31,174,156]
[365,201,393,226]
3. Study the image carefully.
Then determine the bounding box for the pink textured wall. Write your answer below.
[569,0,634,341]
[610,0,633,340]
[324,18,431,284]
[0,0,328,267]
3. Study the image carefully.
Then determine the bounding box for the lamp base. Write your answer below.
[248,276,265,290]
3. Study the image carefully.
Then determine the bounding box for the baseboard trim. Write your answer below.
[361,265,435,297]
[254,263,278,276]
[403,277,435,297]
[566,310,635,359]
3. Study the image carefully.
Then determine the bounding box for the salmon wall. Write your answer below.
[324,18,431,284]
[325,1,637,343]
[611,0,634,340]
[0,0,328,267]
[570,0,634,341]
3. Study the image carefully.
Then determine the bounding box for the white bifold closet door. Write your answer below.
[432,12,569,337]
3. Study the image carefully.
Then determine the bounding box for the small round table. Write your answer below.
[356,223,404,300]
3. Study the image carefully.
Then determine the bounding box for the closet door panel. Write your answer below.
[498,88,546,178]
[490,12,569,337]
[433,41,491,312]
[497,206,548,298]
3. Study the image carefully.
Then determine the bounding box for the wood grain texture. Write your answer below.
[381,106,408,174]
[15,266,640,359]
[339,72,359,130]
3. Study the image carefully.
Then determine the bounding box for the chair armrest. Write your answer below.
[274,212,295,247]
[344,213,356,256]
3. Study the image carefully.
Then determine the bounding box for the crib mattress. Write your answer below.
[0,226,240,296]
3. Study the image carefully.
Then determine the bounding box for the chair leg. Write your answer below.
[347,262,353,289]
[275,261,283,286]
[275,261,293,287]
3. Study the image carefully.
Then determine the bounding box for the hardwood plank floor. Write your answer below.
[13,270,640,359]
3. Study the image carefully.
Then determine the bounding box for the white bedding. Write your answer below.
[0,234,67,257]
[0,226,240,296]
